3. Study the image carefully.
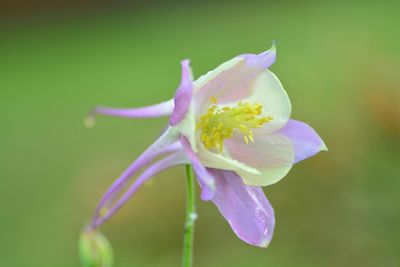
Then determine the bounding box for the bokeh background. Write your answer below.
[1,1,399,266]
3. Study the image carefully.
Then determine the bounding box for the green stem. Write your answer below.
[182,164,196,267]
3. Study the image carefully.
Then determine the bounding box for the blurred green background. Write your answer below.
[1,1,399,266]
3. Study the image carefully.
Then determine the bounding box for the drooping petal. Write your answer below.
[86,99,174,127]
[208,168,275,247]
[180,135,215,200]
[170,60,194,126]
[277,119,327,163]
[224,131,295,186]
[92,127,180,224]
[92,151,189,228]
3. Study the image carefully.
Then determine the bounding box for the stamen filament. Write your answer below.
[197,98,273,151]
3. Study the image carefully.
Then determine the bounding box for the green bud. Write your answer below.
[79,229,113,267]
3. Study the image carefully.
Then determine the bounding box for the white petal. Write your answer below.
[225,131,295,186]
[242,70,291,133]
[196,142,261,175]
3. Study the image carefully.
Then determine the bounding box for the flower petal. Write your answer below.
[86,100,174,127]
[208,168,275,247]
[92,127,180,225]
[194,44,276,107]
[180,135,215,200]
[239,69,291,133]
[193,57,244,110]
[196,142,261,175]
[224,131,295,186]
[92,151,188,228]
[170,60,194,126]
[278,119,327,163]
[193,45,290,134]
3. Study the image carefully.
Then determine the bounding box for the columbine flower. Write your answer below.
[85,44,326,248]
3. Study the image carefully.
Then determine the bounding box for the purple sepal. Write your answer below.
[91,128,180,228]
[239,42,277,69]
[170,60,193,126]
[86,100,174,127]
[180,135,216,201]
[92,151,188,228]
[208,168,275,247]
[278,119,327,163]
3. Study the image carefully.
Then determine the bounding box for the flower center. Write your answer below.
[197,97,273,151]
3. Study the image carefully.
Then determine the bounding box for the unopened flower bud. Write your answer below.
[79,228,113,267]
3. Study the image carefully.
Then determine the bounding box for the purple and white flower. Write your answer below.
[86,44,327,247]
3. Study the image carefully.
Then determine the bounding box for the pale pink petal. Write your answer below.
[208,168,275,247]
[224,131,295,186]
[193,57,254,110]
[194,44,276,109]
[278,119,327,163]
[193,45,290,134]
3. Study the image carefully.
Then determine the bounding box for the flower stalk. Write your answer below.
[182,164,197,267]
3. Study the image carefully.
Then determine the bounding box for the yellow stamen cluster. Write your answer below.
[197,98,273,151]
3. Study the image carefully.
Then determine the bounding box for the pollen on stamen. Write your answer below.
[197,97,273,151]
